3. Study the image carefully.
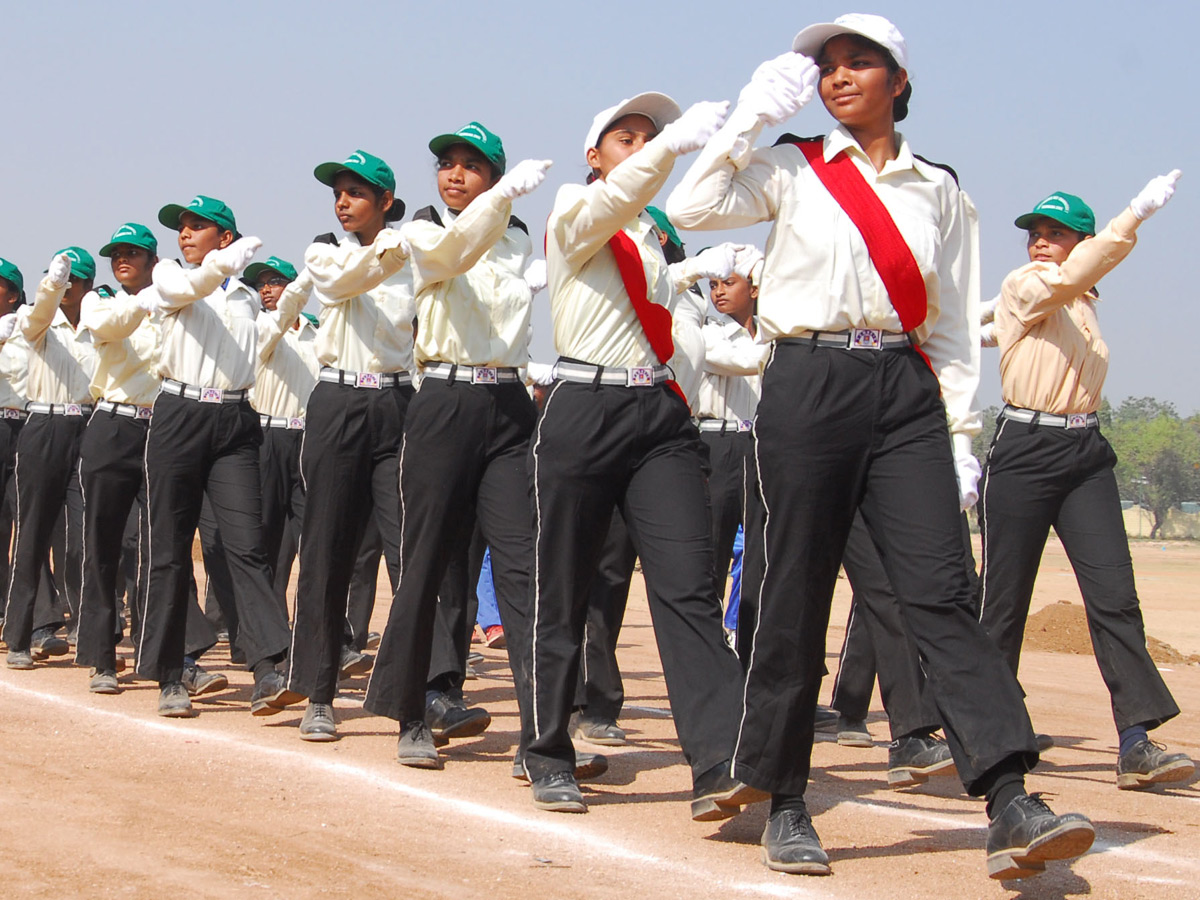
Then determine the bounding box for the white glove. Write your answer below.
[524,259,547,296]
[209,236,262,276]
[526,361,556,386]
[692,243,740,281]
[657,100,731,155]
[980,322,998,348]
[47,253,72,288]
[0,313,16,341]
[1129,169,1181,220]
[737,52,820,126]
[134,289,161,314]
[980,295,999,325]
[955,450,982,510]
[373,228,412,259]
[496,159,553,201]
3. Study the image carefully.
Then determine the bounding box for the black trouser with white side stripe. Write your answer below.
[259,426,304,619]
[365,378,536,734]
[700,428,752,609]
[526,382,743,783]
[736,343,1036,797]
[0,417,21,598]
[138,392,290,684]
[76,411,149,671]
[978,417,1178,732]
[2,413,86,651]
[287,380,409,705]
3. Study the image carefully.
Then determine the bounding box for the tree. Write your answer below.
[1107,398,1200,538]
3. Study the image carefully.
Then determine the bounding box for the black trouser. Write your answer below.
[365,378,536,736]
[344,515,389,650]
[2,412,86,651]
[259,426,304,619]
[700,428,752,607]
[831,512,941,740]
[978,417,1179,733]
[735,343,1036,797]
[0,417,22,598]
[287,380,409,705]
[572,508,636,721]
[526,380,743,783]
[137,392,290,684]
[76,411,149,671]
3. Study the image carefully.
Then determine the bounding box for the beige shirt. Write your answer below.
[995,208,1139,415]
[20,278,96,405]
[81,287,162,406]
[253,277,320,419]
[697,316,764,425]
[666,112,982,438]
[401,192,533,368]
[546,139,682,368]
[153,256,260,390]
[305,234,415,374]
[0,331,31,410]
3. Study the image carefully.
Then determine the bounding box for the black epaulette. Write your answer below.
[913,154,959,186]
[774,133,825,147]
[509,215,529,235]
[412,205,442,227]
[312,232,339,245]
[95,284,115,298]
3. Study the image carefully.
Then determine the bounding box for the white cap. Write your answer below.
[791,13,908,72]
[584,92,682,157]
[733,245,765,283]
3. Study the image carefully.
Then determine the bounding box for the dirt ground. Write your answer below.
[1,535,1198,899]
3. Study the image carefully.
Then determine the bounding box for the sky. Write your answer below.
[5,0,1197,412]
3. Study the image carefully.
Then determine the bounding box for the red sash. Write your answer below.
[608,229,688,407]
[793,140,932,368]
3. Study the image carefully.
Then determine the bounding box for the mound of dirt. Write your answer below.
[1025,601,1200,665]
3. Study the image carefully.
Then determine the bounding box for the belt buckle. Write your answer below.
[849,328,883,350]
[136,406,153,419]
[3,409,20,420]
[1066,414,1088,429]
[200,388,224,404]
[355,371,381,389]
[627,366,655,387]
[738,419,753,433]
[65,404,83,416]
[471,366,498,385]
[289,417,305,430]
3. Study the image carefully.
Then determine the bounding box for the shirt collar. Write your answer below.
[823,124,916,176]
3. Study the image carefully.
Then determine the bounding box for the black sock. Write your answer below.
[980,756,1028,819]
[770,792,807,815]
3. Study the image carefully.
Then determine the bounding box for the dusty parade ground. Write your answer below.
[1,536,1198,900]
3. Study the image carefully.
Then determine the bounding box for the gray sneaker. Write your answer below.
[30,627,70,660]
[299,702,339,742]
[396,720,442,769]
[182,663,228,696]
[837,716,873,748]
[6,649,34,670]
[89,669,120,695]
[570,712,627,746]
[339,646,373,679]
[158,681,194,717]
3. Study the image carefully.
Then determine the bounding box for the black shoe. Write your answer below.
[1036,733,1055,753]
[89,668,120,694]
[761,805,831,875]
[531,771,587,813]
[365,631,381,650]
[299,702,339,742]
[837,715,873,748]
[1117,739,1194,790]
[813,704,838,734]
[986,793,1095,880]
[887,734,957,787]
[339,645,373,678]
[157,681,194,717]
[182,662,228,696]
[425,691,491,741]
[691,760,770,822]
[512,750,609,782]
[569,711,626,746]
[396,720,441,769]
[466,651,484,665]
[30,627,69,660]
[250,669,301,716]
[5,649,34,670]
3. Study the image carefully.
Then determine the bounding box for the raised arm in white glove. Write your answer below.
[1129,169,1181,221]
[134,289,162,314]
[373,227,412,261]
[737,52,820,126]
[0,313,16,342]
[980,322,998,349]
[524,259,547,296]
[495,159,553,201]
[952,433,982,510]
[46,253,72,288]
[691,243,740,281]
[657,101,731,155]
[209,236,262,276]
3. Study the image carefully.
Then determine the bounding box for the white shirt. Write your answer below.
[152,256,260,391]
[80,286,162,406]
[20,277,96,405]
[666,113,981,438]
[0,331,31,410]
[697,315,765,426]
[253,278,320,420]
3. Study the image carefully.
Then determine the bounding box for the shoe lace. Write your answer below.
[405,720,433,742]
[779,806,814,836]
[1021,792,1056,816]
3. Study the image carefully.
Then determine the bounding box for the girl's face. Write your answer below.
[332,171,391,235]
[817,35,906,131]
[1025,217,1087,266]
[437,144,497,213]
[0,281,18,315]
[178,212,231,265]
[586,114,657,181]
[109,245,156,292]
[709,272,758,321]
[255,272,288,311]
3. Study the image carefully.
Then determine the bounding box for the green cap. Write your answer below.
[244,256,298,285]
[52,246,97,281]
[99,222,158,258]
[428,122,506,175]
[158,195,238,234]
[1014,191,1096,236]
[314,149,396,194]
[646,206,682,249]
[0,258,23,292]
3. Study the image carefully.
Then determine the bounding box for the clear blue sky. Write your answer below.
[7,0,1197,412]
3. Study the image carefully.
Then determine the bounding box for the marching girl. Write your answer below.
[978,174,1192,790]
[667,13,1093,880]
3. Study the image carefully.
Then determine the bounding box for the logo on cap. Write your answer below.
[114,225,137,239]
[458,125,488,143]
[188,198,204,209]
[66,250,82,263]
[1041,195,1071,212]
[346,152,367,166]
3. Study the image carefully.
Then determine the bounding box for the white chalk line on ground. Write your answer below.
[0,679,821,900]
